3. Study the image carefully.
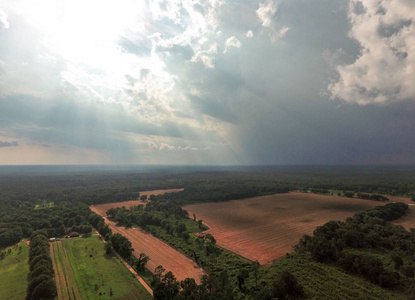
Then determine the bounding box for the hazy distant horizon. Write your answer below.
[1,163,414,174]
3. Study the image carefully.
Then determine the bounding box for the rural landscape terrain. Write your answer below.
[1,165,415,299]
[1,0,414,298]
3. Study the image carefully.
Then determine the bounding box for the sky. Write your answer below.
[0,0,414,165]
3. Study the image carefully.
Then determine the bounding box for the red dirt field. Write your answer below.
[184,192,389,265]
[90,188,184,215]
[89,211,204,283]
[90,188,203,283]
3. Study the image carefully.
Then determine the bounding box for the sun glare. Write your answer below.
[19,0,145,64]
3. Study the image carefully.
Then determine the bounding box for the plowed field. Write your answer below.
[99,217,204,283]
[184,192,387,265]
[90,188,204,283]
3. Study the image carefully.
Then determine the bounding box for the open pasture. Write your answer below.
[0,241,29,300]
[184,192,387,265]
[90,188,184,215]
[51,235,152,300]
[90,187,205,283]
[51,241,82,300]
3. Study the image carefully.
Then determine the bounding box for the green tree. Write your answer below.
[136,253,150,271]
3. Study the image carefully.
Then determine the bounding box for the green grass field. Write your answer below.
[0,241,29,300]
[61,234,152,300]
[34,201,54,209]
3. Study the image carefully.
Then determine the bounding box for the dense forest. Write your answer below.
[0,165,414,209]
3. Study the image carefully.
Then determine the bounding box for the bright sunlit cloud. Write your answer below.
[16,0,145,62]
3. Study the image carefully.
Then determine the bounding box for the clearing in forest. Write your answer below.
[90,210,205,283]
[90,188,184,215]
[0,241,29,300]
[51,235,152,300]
[90,188,204,283]
[184,192,388,265]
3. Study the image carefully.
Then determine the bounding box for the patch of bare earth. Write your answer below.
[184,192,387,265]
[90,189,204,283]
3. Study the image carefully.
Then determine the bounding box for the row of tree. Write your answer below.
[26,231,57,300]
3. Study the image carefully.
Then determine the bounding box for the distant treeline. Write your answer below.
[1,166,415,208]
[309,189,390,201]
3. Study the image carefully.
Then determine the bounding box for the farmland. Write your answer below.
[51,235,152,300]
[51,241,82,300]
[184,192,387,265]
[90,188,205,283]
[90,211,205,283]
[90,188,184,215]
[0,241,29,300]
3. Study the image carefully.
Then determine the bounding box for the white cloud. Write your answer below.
[148,141,204,151]
[191,43,218,69]
[223,36,242,53]
[0,9,9,29]
[328,0,415,105]
[246,30,254,38]
[159,143,176,150]
[256,0,290,42]
[257,0,277,27]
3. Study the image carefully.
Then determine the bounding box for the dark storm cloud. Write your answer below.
[0,141,18,147]
[236,98,415,164]
[188,95,237,124]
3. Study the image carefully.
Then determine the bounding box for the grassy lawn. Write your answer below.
[34,201,54,209]
[0,241,29,300]
[62,234,152,300]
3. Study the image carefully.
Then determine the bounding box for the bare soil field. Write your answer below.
[184,192,388,265]
[89,213,204,283]
[90,188,184,215]
[90,188,203,283]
